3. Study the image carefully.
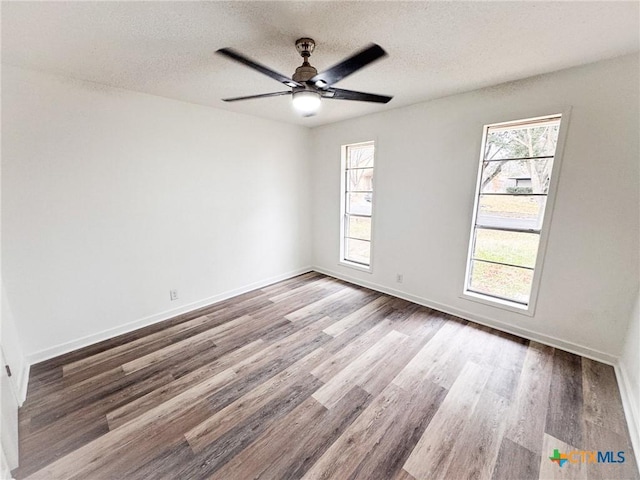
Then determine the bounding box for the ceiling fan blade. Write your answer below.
[322,88,392,104]
[222,91,292,102]
[309,44,387,88]
[217,48,302,88]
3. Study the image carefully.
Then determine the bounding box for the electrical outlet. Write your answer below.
[170,289,178,301]
[396,274,403,284]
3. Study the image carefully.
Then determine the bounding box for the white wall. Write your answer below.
[311,54,639,361]
[619,291,640,464]
[1,65,312,361]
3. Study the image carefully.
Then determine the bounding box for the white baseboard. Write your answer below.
[615,362,640,470]
[16,363,29,405]
[26,266,312,365]
[312,266,618,366]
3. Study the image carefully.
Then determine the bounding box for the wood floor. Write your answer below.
[15,272,638,480]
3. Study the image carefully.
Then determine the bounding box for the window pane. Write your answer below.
[346,193,372,215]
[346,216,371,241]
[346,168,374,192]
[481,159,554,194]
[476,195,546,230]
[347,145,374,168]
[469,260,533,304]
[345,238,370,265]
[484,123,560,160]
[473,229,539,268]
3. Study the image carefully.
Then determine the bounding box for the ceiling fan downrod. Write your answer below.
[293,38,318,83]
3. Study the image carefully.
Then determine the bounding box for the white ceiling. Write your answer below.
[2,1,639,127]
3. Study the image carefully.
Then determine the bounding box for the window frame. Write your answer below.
[339,140,376,273]
[462,110,571,315]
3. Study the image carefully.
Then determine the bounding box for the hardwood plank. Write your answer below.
[209,386,372,480]
[391,318,467,391]
[312,329,409,409]
[483,331,529,401]
[23,364,180,431]
[546,349,585,449]
[188,317,334,432]
[167,378,325,479]
[73,403,215,480]
[311,318,397,383]
[584,420,639,480]
[383,305,443,338]
[283,285,360,321]
[185,347,326,453]
[232,288,339,329]
[319,299,398,355]
[268,275,340,302]
[62,313,221,376]
[343,379,447,480]
[28,371,173,433]
[351,334,427,399]
[302,376,446,480]
[441,388,509,480]
[22,367,62,397]
[392,470,417,480]
[422,322,498,389]
[582,358,628,436]
[504,341,554,454]
[258,271,320,296]
[491,438,540,480]
[388,297,414,310]
[296,288,382,332]
[313,305,443,377]
[120,314,254,374]
[538,433,587,480]
[402,361,492,480]
[322,295,393,336]
[21,366,126,417]
[303,383,405,479]
[124,440,196,480]
[106,339,266,429]
[24,386,223,479]
[88,315,335,478]
[167,318,291,379]
[15,418,110,479]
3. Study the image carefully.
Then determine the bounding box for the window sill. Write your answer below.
[461,290,535,317]
[339,260,373,274]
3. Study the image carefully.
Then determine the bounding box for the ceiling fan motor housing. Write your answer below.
[292,64,318,83]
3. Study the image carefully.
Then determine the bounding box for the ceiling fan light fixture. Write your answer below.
[292,90,321,117]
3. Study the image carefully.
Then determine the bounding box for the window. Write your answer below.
[340,141,375,269]
[464,115,562,310]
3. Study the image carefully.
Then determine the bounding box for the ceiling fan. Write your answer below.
[216,38,393,117]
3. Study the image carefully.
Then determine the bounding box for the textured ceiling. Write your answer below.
[2,1,639,127]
